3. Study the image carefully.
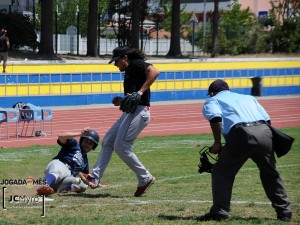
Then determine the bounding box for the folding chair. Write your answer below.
[0,109,19,139]
[18,109,43,137]
[42,108,53,135]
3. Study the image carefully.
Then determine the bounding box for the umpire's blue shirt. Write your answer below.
[53,138,89,176]
[202,90,270,136]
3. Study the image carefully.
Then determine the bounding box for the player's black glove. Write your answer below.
[119,92,141,114]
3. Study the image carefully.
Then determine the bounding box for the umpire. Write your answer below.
[200,79,292,221]
[84,46,159,197]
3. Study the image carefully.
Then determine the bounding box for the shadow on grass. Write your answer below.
[158,214,275,222]
[158,215,197,221]
[58,192,120,199]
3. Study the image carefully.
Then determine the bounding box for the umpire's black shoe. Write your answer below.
[277,212,292,222]
[197,213,229,221]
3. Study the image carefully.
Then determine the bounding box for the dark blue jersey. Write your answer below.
[53,138,89,176]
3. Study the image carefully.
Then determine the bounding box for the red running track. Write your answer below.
[1,96,299,148]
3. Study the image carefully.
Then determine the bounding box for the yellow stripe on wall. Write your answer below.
[1,76,299,96]
[7,61,300,74]
[154,61,300,71]
[8,64,119,74]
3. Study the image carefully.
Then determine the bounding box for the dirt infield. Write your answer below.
[1,96,299,148]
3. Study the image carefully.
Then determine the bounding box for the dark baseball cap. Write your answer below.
[207,79,229,95]
[109,46,130,64]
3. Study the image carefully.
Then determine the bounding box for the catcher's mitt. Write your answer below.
[119,92,141,114]
[78,172,98,189]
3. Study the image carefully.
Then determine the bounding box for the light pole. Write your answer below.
[190,19,195,55]
[55,5,58,54]
[33,0,36,51]
[203,0,207,51]
[156,21,159,56]
[32,0,36,30]
[76,5,80,55]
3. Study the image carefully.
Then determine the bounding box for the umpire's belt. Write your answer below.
[232,120,266,129]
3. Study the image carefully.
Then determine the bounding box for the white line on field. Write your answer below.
[88,163,300,188]
[57,198,300,208]
[157,163,300,182]
[54,163,300,208]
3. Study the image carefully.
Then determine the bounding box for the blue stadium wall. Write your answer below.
[0,58,299,107]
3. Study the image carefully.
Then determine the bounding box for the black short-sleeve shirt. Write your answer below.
[0,35,9,52]
[124,59,151,106]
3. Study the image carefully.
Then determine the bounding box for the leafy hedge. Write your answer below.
[0,12,37,50]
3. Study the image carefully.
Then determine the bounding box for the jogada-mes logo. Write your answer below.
[1,177,47,188]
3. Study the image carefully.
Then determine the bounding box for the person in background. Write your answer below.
[199,79,292,222]
[0,28,10,73]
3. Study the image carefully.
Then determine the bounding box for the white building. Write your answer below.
[0,0,34,14]
[180,0,273,17]
[181,0,231,12]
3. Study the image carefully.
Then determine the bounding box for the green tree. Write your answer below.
[220,0,255,55]
[189,0,300,55]
[36,0,104,37]
[166,0,182,57]
[211,0,219,57]
[0,13,37,50]
[107,0,133,46]
[86,0,98,56]
[130,0,141,48]
[221,0,254,38]
[268,0,300,53]
[201,0,256,55]
[139,0,150,50]
[39,0,54,55]
[159,1,191,33]
[61,1,87,35]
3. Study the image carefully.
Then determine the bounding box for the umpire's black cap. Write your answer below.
[208,79,229,95]
[109,46,130,64]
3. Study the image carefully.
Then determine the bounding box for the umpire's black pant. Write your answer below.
[209,123,292,216]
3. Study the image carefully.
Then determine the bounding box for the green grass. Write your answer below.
[0,127,299,225]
